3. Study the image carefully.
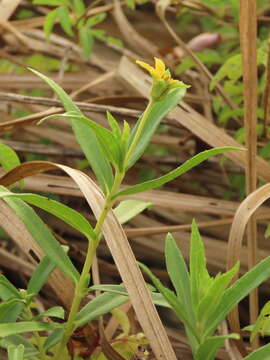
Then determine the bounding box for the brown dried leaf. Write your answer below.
[0,161,177,360]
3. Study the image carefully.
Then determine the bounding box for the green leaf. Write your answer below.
[0,299,24,323]
[0,143,21,173]
[27,255,56,295]
[44,8,59,39]
[73,0,85,17]
[248,301,270,342]
[7,344,24,360]
[0,275,21,301]
[3,196,79,284]
[197,261,240,331]
[205,255,270,337]
[86,13,107,27]
[127,88,187,168]
[243,343,270,359]
[111,308,130,337]
[106,112,121,140]
[195,334,239,360]
[0,186,96,241]
[210,54,242,90]
[79,27,94,58]
[0,143,22,188]
[29,68,114,194]
[0,335,38,358]
[165,234,194,321]
[75,292,129,327]
[33,306,65,320]
[0,322,57,337]
[58,6,74,36]
[189,220,212,311]
[52,111,124,171]
[139,262,199,345]
[89,284,170,308]
[43,327,64,351]
[114,147,240,198]
[114,200,152,224]
[125,0,136,9]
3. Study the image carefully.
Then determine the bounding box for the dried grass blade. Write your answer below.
[227,183,270,351]
[0,161,177,360]
[0,199,74,308]
[239,0,258,347]
[113,0,159,57]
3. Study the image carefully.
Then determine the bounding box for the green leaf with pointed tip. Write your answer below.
[205,255,270,338]
[107,112,121,140]
[114,200,152,224]
[197,261,239,332]
[189,220,211,310]
[47,111,124,171]
[79,26,94,58]
[0,322,57,337]
[86,13,107,27]
[75,292,129,327]
[114,147,241,199]
[44,8,59,39]
[165,233,194,322]
[7,344,24,360]
[29,68,114,194]
[195,334,239,360]
[58,6,74,36]
[73,0,85,17]
[27,256,56,296]
[243,343,270,359]
[0,186,96,241]
[0,275,21,301]
[33,306,65,320]
[3,196,79,285]
[139,262,199,346]
[127,87,187,169]
[0,299,24,323]
[248,301,270,342]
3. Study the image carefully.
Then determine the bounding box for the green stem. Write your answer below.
[24,307,46,360]
[53,171,124,359]
[124,100,153,167]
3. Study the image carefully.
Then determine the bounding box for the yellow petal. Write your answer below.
[136,60,155,76]
[154,58,166,77]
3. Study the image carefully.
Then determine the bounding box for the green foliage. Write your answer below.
[0,59,244,359]
[114,199,152,224]
[33,0,121,58]
[138,221,270,359]
[114,147,240,199]
[243,301,270,343]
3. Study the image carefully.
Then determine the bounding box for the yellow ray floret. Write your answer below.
[136,57,177,84]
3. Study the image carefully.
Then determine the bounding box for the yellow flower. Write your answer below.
[136,58,177,84]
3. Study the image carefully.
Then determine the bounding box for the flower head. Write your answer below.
[136,58,177,84]
[136,58,189,101]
